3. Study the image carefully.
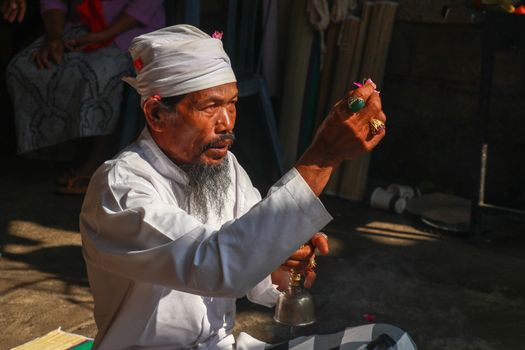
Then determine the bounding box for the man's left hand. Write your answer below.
[271,232,329,291]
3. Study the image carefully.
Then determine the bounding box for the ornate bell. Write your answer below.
[273,269,316,326]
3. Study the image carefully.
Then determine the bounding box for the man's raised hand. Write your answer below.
[295,79,387,197]
[311,80,386,164]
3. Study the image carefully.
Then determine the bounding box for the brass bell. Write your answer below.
[273,269,316,326]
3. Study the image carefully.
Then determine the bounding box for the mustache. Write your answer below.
[202,133,236,152]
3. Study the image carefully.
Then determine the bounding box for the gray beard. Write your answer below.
[180,156,231,222]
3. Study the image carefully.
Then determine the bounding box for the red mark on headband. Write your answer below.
[151,95,161,101]
[133,57,143,72]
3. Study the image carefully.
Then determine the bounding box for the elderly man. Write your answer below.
[80,25,387,349]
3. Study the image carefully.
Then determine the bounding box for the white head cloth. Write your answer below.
[122,24,236,105]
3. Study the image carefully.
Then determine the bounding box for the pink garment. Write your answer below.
[75,0,111,51]
[40,0,166,52]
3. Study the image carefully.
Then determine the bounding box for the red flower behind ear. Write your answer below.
[212,31,223,40]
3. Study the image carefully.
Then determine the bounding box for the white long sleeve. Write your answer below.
[82,165,330,298]
[80,128,332,349]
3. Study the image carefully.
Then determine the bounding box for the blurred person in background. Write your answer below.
[5,0,165,194]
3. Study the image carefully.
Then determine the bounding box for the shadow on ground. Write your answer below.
[1,155,525,350]
[234,198,525,350]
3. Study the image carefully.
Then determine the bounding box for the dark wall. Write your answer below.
[371,20,525,207]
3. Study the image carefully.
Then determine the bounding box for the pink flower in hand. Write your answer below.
[353,80,380,94]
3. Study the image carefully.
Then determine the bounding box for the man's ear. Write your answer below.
[143,98,166,132]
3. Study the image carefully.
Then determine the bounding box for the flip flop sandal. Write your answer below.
[56,175,91,195]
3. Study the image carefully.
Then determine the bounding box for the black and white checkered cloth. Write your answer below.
[237,323,417,350]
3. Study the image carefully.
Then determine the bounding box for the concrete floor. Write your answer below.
[1,155,525,350]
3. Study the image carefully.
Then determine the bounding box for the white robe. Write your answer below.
[80,128,333,349]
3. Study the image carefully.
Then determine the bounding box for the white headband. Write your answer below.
[122,25,237,105]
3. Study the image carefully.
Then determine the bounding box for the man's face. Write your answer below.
[156,82,238,166]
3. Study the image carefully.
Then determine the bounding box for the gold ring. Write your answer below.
[369,119,385,135]
[307,256,317,269]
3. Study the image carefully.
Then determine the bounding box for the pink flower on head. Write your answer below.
[212,30,223,40]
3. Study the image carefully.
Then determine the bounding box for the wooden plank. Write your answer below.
[338,1,399,201]
[332,1,375,200]
[314,22,342,131]
[278,0,315,169]
[323,15,361,196]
